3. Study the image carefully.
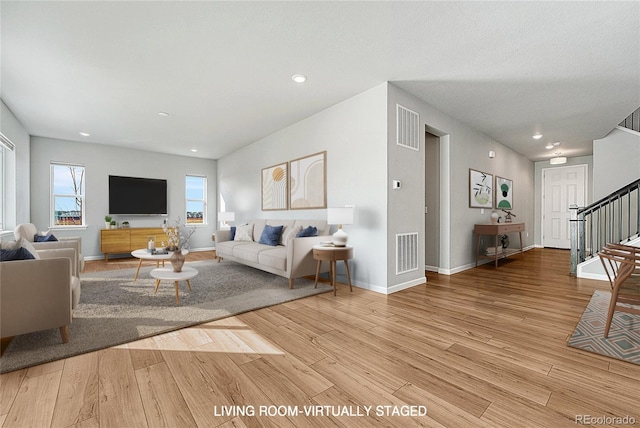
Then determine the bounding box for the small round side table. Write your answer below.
[150,266,198,304]
[312,245,353,296]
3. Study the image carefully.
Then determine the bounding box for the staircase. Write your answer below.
[619,107,640,133]
[570,178,640,277]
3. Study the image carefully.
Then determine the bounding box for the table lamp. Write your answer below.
[327,207,354,247]
[218,211,235,228]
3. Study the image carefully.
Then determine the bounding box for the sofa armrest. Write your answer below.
[0,258,72,339]
[32,238,81,253]
[38,247,78,278]
[215,229,231,243]
[288,235,331,277]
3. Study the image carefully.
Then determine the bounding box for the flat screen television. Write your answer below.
[108,175,168,215]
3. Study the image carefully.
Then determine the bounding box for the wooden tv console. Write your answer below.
[100,227,170,261]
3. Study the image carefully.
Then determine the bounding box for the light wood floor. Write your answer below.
[2,249,639,427]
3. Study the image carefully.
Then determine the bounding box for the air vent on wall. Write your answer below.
[396,104,420,151]
[396,232,419,275]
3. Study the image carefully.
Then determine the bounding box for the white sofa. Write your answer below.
[215,219,330,288]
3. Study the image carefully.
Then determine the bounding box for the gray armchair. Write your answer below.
[0,247,81,345]
[14,223,84,272]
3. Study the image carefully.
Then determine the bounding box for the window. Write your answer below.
[51,163,85,227]
[186,175,206,225]
[0,133,15,231]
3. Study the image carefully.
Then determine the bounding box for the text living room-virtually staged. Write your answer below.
[1,1,640,427]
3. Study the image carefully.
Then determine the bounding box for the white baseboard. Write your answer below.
[437,245,536,276]
[351,277,426,295]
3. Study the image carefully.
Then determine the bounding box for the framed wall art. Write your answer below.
[261,162,288,210]
[289,151,326,210]
[469,168,493,208]
[495,176,513,209]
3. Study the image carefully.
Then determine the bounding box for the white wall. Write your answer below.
[593,127,640,199]
[218,82,536,292]
[1,100,30,231]
[30,137,217,258]
[218,83,390,292]
[388,84,535,273]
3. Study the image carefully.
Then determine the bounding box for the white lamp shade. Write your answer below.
[550,156,567,165]
[327,207,354,226]
[327,207,354,247]
[218,212,235,222]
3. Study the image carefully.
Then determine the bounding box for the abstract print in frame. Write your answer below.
[495,176,513,209]
[289,151,327,210]
[261,162,288,210]
[469,168,493,208]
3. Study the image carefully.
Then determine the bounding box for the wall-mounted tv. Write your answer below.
[109,175,168,215]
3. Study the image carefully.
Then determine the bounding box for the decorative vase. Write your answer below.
[490,210,499,224]
[169,250,185,272]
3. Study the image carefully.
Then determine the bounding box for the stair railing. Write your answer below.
[570,178,640,275]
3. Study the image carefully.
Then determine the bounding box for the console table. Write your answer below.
[474,222,524,268]
[100,227,170,261]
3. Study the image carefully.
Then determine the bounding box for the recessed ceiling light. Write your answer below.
[158,112,170,117]
[190,148,198,153]
[79,132,90,137]
[545,143,554,149]
[532,133,543,139]
[291,74,307,83]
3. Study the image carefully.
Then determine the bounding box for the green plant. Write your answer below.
[110,220,116,225]
[104,215,112,222]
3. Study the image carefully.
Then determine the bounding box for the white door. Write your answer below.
[542,165,587,249]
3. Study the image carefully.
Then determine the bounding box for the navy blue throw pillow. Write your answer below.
[229,226,237,241]
[296,226,318,237]
[1,247,36,261]
[34,232,58,242]
[259,224,284,246]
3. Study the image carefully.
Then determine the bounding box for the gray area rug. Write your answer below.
[1,260,330,373]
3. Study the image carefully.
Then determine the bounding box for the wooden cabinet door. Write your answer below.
[100,229,130,253]
[130,227,169,250]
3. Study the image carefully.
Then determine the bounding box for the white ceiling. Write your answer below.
[2,1,639,161]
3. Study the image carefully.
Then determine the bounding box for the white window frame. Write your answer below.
[185,175,207,226]
[50,162,86,228]
[0,133,15,232]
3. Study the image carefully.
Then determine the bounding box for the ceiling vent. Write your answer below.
[396,104,420,151]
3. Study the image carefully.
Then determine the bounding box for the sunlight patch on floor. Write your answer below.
[118,316,284,355]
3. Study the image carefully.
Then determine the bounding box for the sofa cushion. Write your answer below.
[282,225,303,246]
[34,232,58,242]
[258,247,287,271]
[216,240,251,257]
[4,238,41,260]
[1,247,36,261]
[258,224,284,246]
[229,226,236,241]
[293,220,329,236]
[297,226,318,237]
[234,224,254,242]
[252,220,267,242]
[233,243,270,263]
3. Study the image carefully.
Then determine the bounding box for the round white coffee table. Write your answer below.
[150,266,198,304]
[131,249,172,281]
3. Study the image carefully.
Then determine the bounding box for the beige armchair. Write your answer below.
[1,247,81,345]
[14,223,84,272]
